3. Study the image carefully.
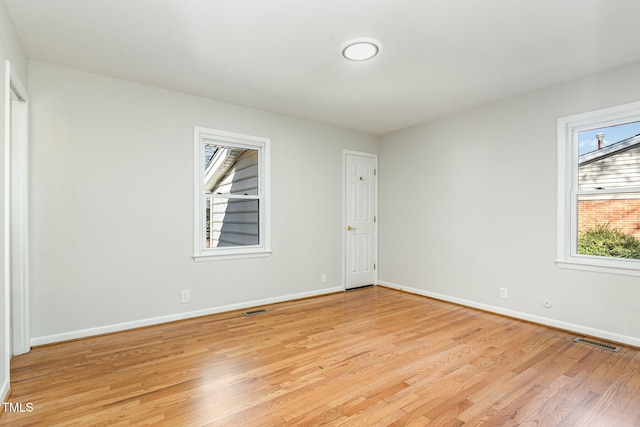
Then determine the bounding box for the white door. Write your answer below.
[345,152,376,289]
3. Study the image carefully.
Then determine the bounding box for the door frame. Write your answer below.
[342,150,378,290]
[5,61,30,355]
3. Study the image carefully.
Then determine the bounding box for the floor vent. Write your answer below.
[574,337,621,352]
[243,309,268,317]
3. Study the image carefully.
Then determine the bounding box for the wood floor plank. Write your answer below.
[1,286,639,426]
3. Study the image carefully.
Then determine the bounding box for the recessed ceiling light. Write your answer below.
[342,38,382,61]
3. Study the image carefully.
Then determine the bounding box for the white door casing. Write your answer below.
[344,151,377,289]
[6,61,30,356]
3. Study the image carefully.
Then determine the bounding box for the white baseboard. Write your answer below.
[378,280,640,348]
[31,286,344,346]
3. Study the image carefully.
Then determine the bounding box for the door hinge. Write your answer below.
[374,169,377,176]
[374,216,376,223]
[374,263,376,270]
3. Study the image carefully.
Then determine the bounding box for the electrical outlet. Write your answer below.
[181,290,190,304]
[500,287,508,299]
[321,274,327,283]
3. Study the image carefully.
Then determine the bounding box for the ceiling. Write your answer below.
[5,0,640,136]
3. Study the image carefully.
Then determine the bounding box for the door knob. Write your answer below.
[347,226,356,231]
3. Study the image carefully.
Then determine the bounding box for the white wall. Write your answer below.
[0,4,27,81]
[0,0,28,401]
[28,61,377,344]
[379,61,640,347]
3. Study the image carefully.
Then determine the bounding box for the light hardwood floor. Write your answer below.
[2,286,639,426]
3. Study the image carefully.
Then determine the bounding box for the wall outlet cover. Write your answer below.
[181,290,190,304]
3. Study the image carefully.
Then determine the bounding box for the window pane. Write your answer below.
[203,143,260,249]
[578,121,640,190]
[577,194,640,259]
[206,196,259,248]
[204,144,258,196]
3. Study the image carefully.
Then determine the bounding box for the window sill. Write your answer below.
[556,258,640,277]
[193,249,272,262]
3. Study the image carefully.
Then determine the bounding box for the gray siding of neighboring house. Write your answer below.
[579,144,640,190]
[210,150,259,247]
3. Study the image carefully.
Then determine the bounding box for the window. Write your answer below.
[557,100,640,275]
[194,127,271,261]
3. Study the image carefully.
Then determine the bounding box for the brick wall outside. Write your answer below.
[578,199,640,239]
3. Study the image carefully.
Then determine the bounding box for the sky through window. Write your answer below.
[578,121,640,155]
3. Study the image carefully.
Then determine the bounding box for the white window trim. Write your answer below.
[193,126,271,261]
[557,100,640,276]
